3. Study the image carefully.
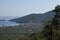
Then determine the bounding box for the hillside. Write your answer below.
[0,23,43,40]
[10,10,55,23]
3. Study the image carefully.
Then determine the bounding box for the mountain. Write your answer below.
[10,10,55,23]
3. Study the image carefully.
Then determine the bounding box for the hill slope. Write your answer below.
[10,10,55,23]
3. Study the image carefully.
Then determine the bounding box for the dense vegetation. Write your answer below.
[41,5,60,40]
[0,5,60,40]
[0,24,43,40]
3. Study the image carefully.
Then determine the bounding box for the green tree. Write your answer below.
[42,5,60,40]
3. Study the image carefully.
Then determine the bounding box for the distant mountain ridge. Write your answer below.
[0,16,19,20]
[10,10,55,23]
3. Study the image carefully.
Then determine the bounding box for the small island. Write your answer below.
[0,19,6,21]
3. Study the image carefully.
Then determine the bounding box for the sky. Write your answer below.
[0,0,60,16]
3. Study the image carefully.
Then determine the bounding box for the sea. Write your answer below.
[0,21,19,26]
[0,16,20,26]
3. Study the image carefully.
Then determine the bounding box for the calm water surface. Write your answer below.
[0,21,19,26]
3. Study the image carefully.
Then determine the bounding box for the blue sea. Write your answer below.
[0,21,19,26]
[0,16,20,26]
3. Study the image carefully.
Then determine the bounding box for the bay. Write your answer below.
[0,21,19,26]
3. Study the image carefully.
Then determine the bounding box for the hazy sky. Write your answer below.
[0,0,60,16]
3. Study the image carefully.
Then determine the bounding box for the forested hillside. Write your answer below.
[10,11,55,23]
